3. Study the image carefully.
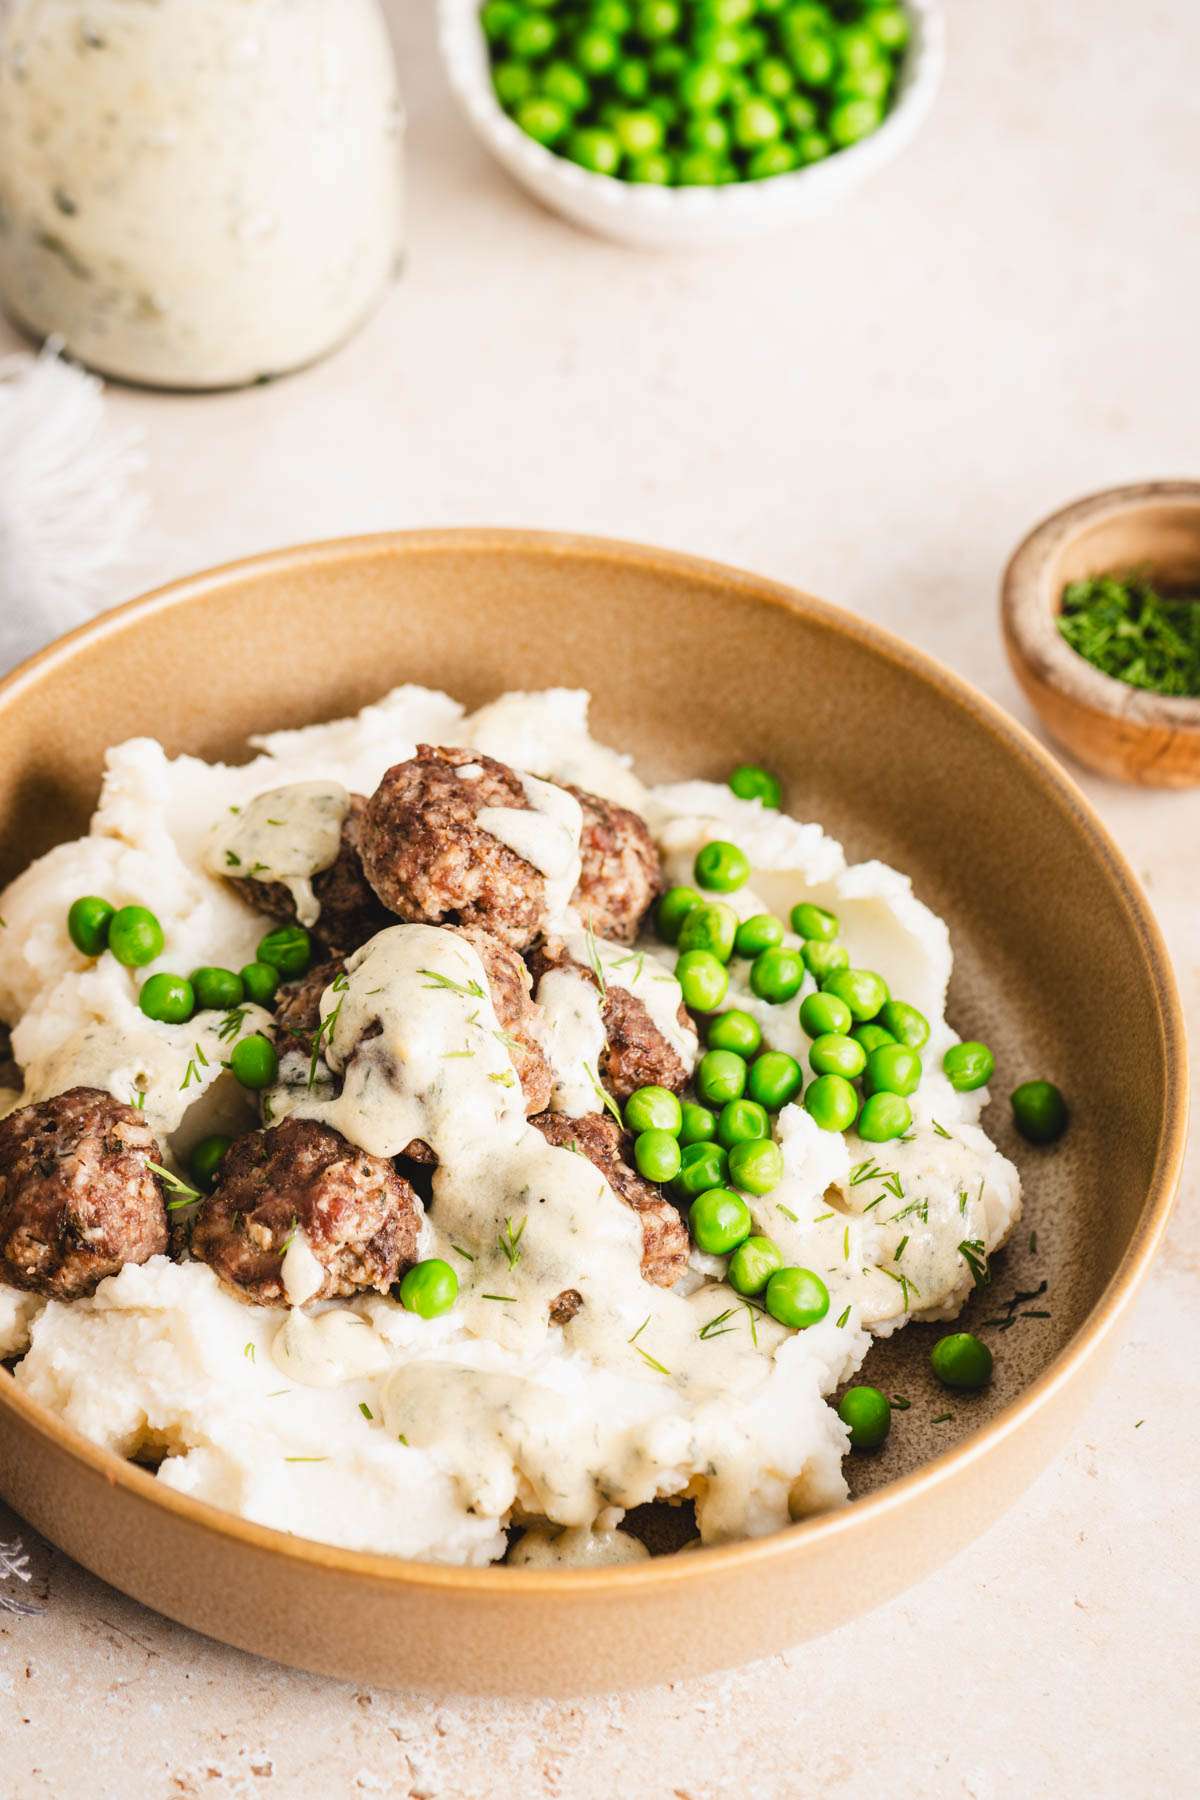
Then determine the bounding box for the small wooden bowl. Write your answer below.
[1002,481,1200,787]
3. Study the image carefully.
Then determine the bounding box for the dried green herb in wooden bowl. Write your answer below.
[1058,573,1200,698]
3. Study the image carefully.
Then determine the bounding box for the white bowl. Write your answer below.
[438,0,945,248]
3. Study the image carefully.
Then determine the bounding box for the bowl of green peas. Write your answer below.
[439,0,943,244]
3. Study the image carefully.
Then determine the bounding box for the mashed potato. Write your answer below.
[0,687,1020,1566]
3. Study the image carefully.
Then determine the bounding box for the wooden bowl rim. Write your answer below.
[1001,480,1200,731]
[0,527,1188,1596]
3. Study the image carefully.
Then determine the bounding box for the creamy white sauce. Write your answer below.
[565,929,699,1068]
[271,1306,390,1389]
[0,0,402,388]
[508,1524,650,1568]
[531,965,608,1117]
[281,1233,326,1309]
[476,774,583,925]
[207,781,349,928]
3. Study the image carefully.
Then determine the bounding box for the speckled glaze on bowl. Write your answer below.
[0,531,1186,1695]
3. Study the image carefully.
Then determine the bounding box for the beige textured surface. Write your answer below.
[1,0,1197,1792]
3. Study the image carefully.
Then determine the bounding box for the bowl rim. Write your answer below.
[437,0,946,218]
[0,526,1188,1597]
[1001,479,1200,730]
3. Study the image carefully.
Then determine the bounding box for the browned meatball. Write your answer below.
[273,958,345,1058]
[532,1111,689,1299]
[359,746,549,950]
[191,1116,420,1306]
[244,794,391,958]
[566,784,661,945]
[0,1087,168,1301]
[450,925,552,1116]
[529,944,688,1103]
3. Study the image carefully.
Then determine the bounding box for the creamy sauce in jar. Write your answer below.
[206,781,349,927]
[0,0,402,387]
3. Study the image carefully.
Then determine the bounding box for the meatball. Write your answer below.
[530,944,688,1103]
[566,784,661,945]
[359,746,549,950]
[0,1086,168,1301]
[532,1110,689,1296]
[273,958,345,1058]
[245,794,391,958]
[451,925,552,1116]
[191,1116,420,1306]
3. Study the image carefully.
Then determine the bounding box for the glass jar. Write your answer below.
[0,0,403,388]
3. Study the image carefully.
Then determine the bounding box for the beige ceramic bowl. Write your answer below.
[0,531,1186,1695]
[1002,481,1200,788]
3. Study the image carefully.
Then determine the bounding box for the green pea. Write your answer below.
[614,56,651,98]
[240,961,280,1006]
[708,0,754,23]
[747,143,798,178]
[808,1032,867,1080]
[733,96,782,148]
[727,1234,782,1296]
[801,938,849,980]
[804,1073,859,1134]
[828,95,884,146]
[853,1021,896,1055]
[867,5,910,52]
[746,1050,803,1111]
[189,1134,232,1192]
[785,93,818,132]
[647,93,681,130]
[678,900,737,962]
[836,62,891,103]
[541,60,591,110]
[863,1043,922,1098]
[624,1085,683,1135]
[749,946,805,1004]
[741,25,767,60]
[791,901,838,943]
[679,1100,718,1145]
[799,990,851,1038]
[676,149,729,185]
[230,1032,279,1091]
[108,905,165,969]
[695,1047,747,1108]
[679,60,728,111]
[689,1187,752,1255]
[857,1091,911,1142]
[567,125,621,172]
[190,966,245,1012]
[728,764,781,809]
[837,1385,891,1450]
[694,840,751,894]
[591,0,632,30]
[67,895,115,957]
[717,1097,769,1148]
[728,1135,783,1195]
[836,23,882,72]
[726,1238,784,1296]
[734,912,784,958]
[781,2,834,32]
[574,27,619,75]
[675,949,729,1012]
[399,1257,459,1319]
[930,1331,993,1391]
[138,972,194,1025]
[1010,1080,1068,1145]
[493,60,535,106]
[634,1128,683,1183]
[707,1009,762,1058]
[509,13,558,57]
[787,32,835,86]
[672,1140,729,1200]
[943,1041,995,1092]
[482,0,521,42]
[796,128,830,163]
[628,151,674,182]
[821,966,888,1022]
[756,55,794,98]
[878,999,929,1050]
[613,108,665,155]
[257,925,311,978]
[657,885,702,943]
[638,0,680,37]
[765,1265,829,1329]
[650,42,688,76]
[691,25,744,68]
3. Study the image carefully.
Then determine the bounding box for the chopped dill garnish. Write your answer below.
[931,1119,953,1140]
[742,1301,760,1348]
[880,1266,920,1310]
[582,917,607,995]
[628,1314,671,1374]
[217,1007,248,1044]
[179,1057,203,1092]
[894,1234,909,1262]
[283,1456,328,1464]
[489,1069,517,1089]
[881,1171,904,1199]
[585,1063,623,1125]
[358,1402,374,1421]
[243,1342,256,1363]
[1058,571,1200,697]
[228,803,241,814]
[861,1193,886,1213]
[931,1413,953,1426]
[481,1293,517,1303]
[265,818,284,827]
[776,1203,799,1223]
[130,1084,147,1111]
[843,1225,850,1260]
[492,1027,522,1052]
[835,1304,851,1329]
[279,1215,300,1254]
[443,1049,475,1060]
[612,949,646,984]
[980,1278,1049,1331]
[890,1395,911,1410]
[812,1210,835,1224]
[957,1190,969,1216]
[888,1199,929,1226]
[698,1307,737,1340]
[308,987,347,1089]
[146,1160,203,1208]
[958,1238,990,1288]
[419,968,484,1000]
[397,1433,409,1446]
[498,1216,527,1271]
[250,862,268,875]
[849,1158,882,1186]
[450,1243,475,1261]
[225,850,241,868]
[1029,1230,1038,1254]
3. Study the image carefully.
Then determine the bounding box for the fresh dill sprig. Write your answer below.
[958,1238,990,1288]
[217,1006,248,1044]
[283,1456,328,1464]
[890,1395,911,1410]
[849,1159,882,1186]
[585,1063,623,1126]
[481,1293,517,1303]
[582,917,607,995]
[450,1243,476,1262]
[489,1069,517,1089]
[776,1203,799,1223]
[931,1413,953,1426]
[698,1308,738,1340]
[419,968,484,1000]
[880,1171,904,1200]
[146,1160,203,1209]
[1058,571,1200,697]
[880,1266,920,1310]
[243,1342,256,1363]
[358,1402,374,1421]
[894,1234,909,1262]
[931,1119,953,1140]
[835,1304,851,1329]
[498,1216,527,1271]
[628,1314,671,1374]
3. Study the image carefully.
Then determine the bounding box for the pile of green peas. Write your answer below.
[482,0,910,186]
